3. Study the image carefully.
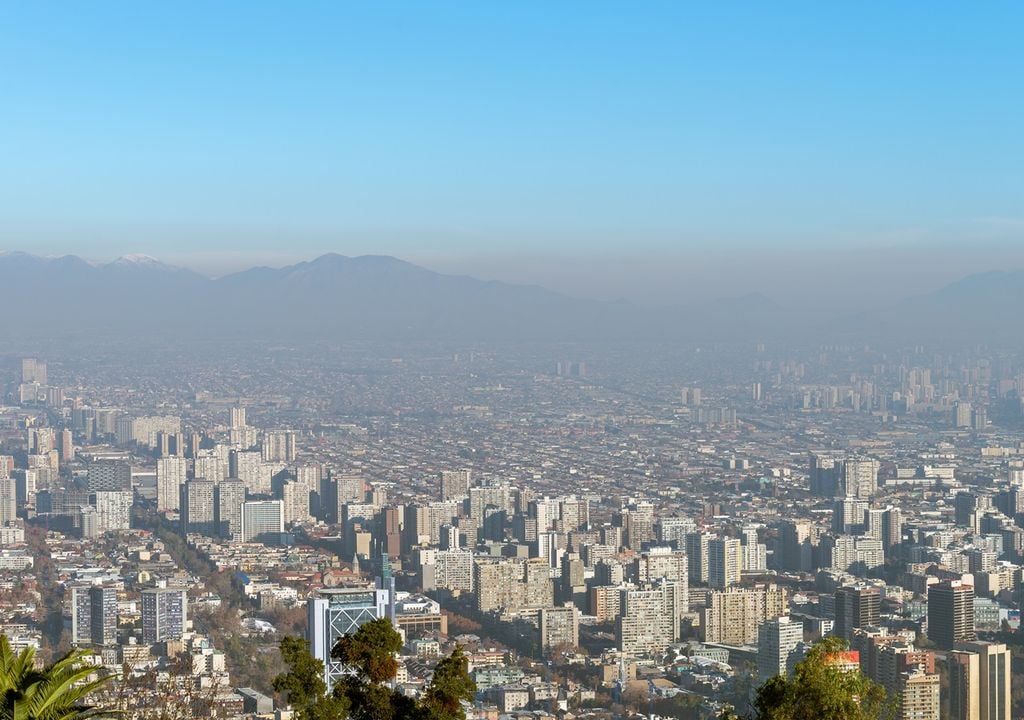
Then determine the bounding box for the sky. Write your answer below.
[2,3,1023,309]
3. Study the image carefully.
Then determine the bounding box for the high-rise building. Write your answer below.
[685,532,712,583]
[834,586,881,640]
[215,480,247,539]
[618,583,679,656]
[181,480,217,536]
[86,461,131,492]
[230,407,247,429]
[708,537,742,589]
[70,585,93,646]
[896,670,940,720]
[141,588,187,644]
[635,547,689,615]
[156,457,187,512]
[928,581,975,650]
[307,587,391,685]
[0,477,16,526]
[91,491,132,533]
[702,586,789,645]
[780,519,815,572]
[89,585,118,646]
[241,500,284,543]
[948,642,1010,720]
[262,431,296,462]
[21,358,46,385]
[440,470,471,502]
[539,605,579,652]
[282,480,311,525]
[757,616,803,682]
[656,516,696,549]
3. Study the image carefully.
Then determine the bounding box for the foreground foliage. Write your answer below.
[274,619,476,720]
[724,636,892,720]
[0,634,113,719]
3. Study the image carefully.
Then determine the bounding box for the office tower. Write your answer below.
[215,479,247,539]
[230,407,247,429]
[780,519,815,572]
[241,500,284,543]
[685,532,712,583]
[156,456,187,512]
[307,587,391,684]
[896,671,940,720]
[282,480,311,525]
[708,537,742,589]
[181,480,216,536]
[928,581,975,650]
[91,491,132,533]
[539,606,579,652]
[440,470,471,502]
[948,642,1010,720]
[262,430,296,462]
[87,461,131,492]
[702,586,789,645]
[141,588,187,644]
[0,477,15,526]
[617,584,679,656]
[21,358,46,385]
[833,586,881,640]
[89,585,118,646]
[758,616,803,682]
[809,453,840,496]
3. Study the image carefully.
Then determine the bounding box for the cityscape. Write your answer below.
[3,3,1023,719]
[1,328,1023,719]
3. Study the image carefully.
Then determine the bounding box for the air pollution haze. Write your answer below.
[2,5,1024,720]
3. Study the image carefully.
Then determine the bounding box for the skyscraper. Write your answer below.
[440,470,471,502]
[86,461,131,492]
[708,537,742,589]
[156,456,187,512]
[948,642,1010,720]
[307,587,391,684]
[141,588,187,644]
[241,500,284,543]
[89,585,118,646]
[928,581,975,650]
[215,479,247,539]
[757,616,803,682]
[834,586,881,640]
[181,480,216,536]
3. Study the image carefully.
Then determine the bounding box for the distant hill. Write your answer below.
[4,251,1013,344]
[834,270,1024,343]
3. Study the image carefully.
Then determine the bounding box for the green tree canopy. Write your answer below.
[0,634,113,719]
[419,645,475,720]
[733,636,892,720]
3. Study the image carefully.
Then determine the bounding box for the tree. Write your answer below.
[0,634,113,719]
[741,636,892,720]
[273,636,348,720]
[330,619,409,720]
[420,645,475,720]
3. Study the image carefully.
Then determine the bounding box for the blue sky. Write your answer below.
[1,3,1022,305]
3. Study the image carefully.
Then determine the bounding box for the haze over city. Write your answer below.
[1,5,1023,720]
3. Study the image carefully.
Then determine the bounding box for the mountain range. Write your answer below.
[0,251,1018,344]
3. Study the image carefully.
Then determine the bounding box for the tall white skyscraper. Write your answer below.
[241,500,284,542]
[156,456,187,512]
